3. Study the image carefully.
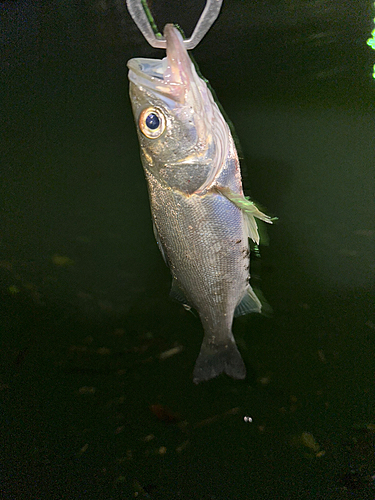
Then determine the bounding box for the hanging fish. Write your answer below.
[127,24,272,383]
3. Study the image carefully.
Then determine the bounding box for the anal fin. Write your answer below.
[234,286,262,317]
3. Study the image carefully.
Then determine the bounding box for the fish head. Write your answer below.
[128,24,228,194]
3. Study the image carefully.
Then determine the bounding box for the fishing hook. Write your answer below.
[126,0,223,50]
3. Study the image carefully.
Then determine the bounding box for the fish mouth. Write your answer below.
[127,57,166,83]
[127,24,194,101]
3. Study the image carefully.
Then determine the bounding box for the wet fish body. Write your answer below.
[128,25,271,383]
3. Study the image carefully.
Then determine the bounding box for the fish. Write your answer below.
[127,24,272,383]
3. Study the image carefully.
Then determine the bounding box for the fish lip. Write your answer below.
[127,57,163,79]
[127,56,184,100]
[163,24,194,87]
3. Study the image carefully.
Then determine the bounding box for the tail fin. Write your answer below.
[193,339,246,384]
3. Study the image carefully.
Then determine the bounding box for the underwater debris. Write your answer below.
[194,407,240,428]
[291,431,325,458]
[78,386,96,394]
[150,404,181,424]
[158,345,184,360]
[51,254,75,266]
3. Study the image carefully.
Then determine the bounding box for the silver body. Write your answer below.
[128,25,264,383]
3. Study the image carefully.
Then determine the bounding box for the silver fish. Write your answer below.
[128,24,272,383]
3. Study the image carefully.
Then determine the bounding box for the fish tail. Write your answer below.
[193,338,246,384]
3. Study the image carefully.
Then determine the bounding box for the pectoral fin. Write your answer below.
[215,186,274,245]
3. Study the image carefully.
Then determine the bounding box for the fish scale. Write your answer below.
[144,136,252,382]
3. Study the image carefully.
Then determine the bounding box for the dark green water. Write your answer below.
[1,1,374,498]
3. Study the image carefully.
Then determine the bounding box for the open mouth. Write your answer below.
[127,57,167,82]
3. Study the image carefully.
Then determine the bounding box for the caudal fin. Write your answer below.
[193,340,246,384]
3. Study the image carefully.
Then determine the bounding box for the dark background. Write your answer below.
[1,1,374,498]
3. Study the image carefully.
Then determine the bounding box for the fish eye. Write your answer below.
[139,107,166,139]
